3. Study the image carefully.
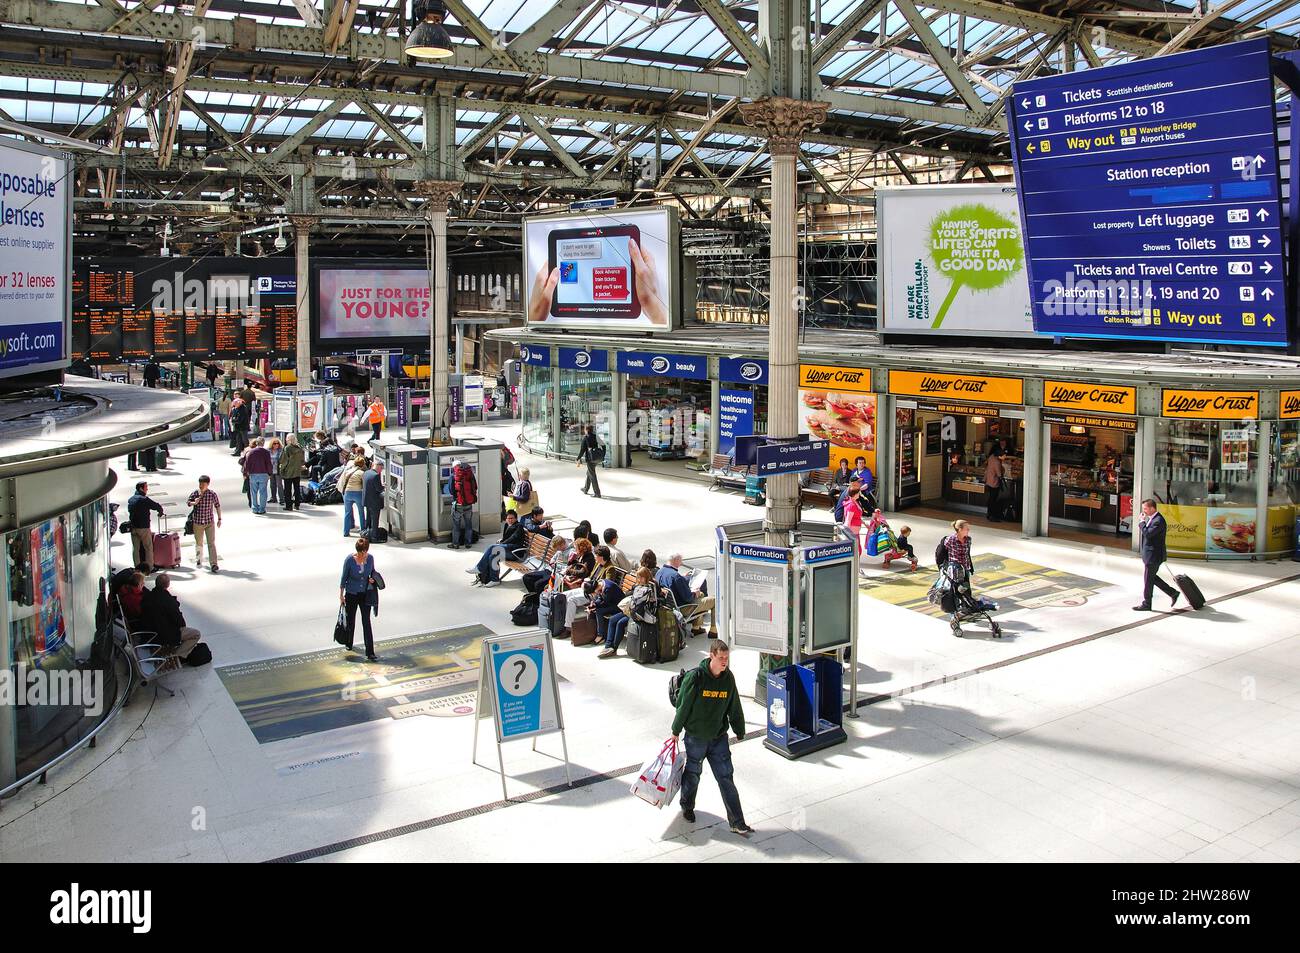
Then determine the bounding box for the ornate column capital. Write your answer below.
[287,214,317,232]
[414,179,462,214]
[739,97,829,156]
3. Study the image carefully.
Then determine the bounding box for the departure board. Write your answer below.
[120,310,153,359]
[153,313,183,357]
[184,311,216,355]
[71,259,299,363]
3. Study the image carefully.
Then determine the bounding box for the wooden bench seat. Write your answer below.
[500,532,565,580]
[800,468,837,509]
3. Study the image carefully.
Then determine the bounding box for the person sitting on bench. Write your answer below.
[468,510,528,588]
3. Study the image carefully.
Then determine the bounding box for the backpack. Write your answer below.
[935,534,951,569]
[509,593,539,627]
[183,643,213,667]
[668,667,691,708]
[452,464,478,505]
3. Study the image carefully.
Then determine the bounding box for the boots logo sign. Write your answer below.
[650,356,670,374]
[889,369,1023,405]
[739,362,763,381]
[1162,389,1258,419]
[1044,380,1136,415]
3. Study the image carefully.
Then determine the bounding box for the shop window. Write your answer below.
[558,369,612,461]
[521,366,554,453]
[1265,421,1300,556]
[1154,419,1259,557]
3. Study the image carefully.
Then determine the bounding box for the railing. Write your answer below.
[0,639,137,806]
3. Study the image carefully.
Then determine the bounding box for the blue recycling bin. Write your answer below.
[764,658,846,759]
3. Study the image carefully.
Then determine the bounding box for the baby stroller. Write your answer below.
[931,563,1002,638]
[863,512,917,571]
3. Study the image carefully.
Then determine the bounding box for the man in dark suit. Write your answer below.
[1135,498,1180,611]
[362,461,385,536]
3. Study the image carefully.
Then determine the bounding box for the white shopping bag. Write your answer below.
[630,737,685,809]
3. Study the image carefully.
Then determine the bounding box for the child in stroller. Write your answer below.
[863,510,918,571]
[932,562,1002,638]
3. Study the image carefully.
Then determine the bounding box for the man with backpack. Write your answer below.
[671,640,753,835]
[449,458,478,549]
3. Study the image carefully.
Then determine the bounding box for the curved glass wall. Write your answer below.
[3,498,117,786]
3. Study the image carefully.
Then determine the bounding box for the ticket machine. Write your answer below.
[458,436,505,537]
[382,443,429,543]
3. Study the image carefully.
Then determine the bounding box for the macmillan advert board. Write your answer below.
[877,184,1035,338]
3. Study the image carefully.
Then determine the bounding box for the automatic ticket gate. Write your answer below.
[381,443,429,543]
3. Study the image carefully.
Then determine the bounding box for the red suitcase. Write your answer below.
[153,515,182,568]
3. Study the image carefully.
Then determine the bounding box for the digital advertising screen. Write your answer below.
[523,207,678,331]
[312,263,431,353]
[0,138,72,379]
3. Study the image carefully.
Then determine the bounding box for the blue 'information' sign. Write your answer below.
[1008,38,1287,347]
[756,439,830,476]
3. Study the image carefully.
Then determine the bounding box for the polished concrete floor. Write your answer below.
[1,419,1297,863]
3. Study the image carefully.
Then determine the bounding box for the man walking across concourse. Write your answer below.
[671,640,753,835]
[577,424,602,498]
[1135,498,1180,611]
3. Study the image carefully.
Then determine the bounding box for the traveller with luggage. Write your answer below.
[1134,499,1201,610]
[339,537,381,661]
[448,457,478,549]
[140,573,204,664]
[338,455,368,536]
[599,567,656,659]
[362,459,386,540]
[126,481,164,572]
[671,640,752,834]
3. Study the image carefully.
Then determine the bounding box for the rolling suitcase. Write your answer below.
[152,515,182,569]
[154,446,168,470]
[629,620,659,664]
[1170,568,1205,610]
[655,606,681,663]
[539,590,568,638]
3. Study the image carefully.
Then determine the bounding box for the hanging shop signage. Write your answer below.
[719,357,768,385]
[519,345,552,366]
[1280,390,1300,419]
[798,363,872,393]
[718,388,755,455]
[1008,38,1287,347]
[909,400,1003,418]
[888,369,1023,406]
[1161,389,1259,419]
[558,347,609,372]
[1043,380,1137,416]
[617,350,707,379]
[1043,412,1138,432]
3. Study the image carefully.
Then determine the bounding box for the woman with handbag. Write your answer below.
[598,567,655,659]
[562,537,595,590]
[338,536,381,661]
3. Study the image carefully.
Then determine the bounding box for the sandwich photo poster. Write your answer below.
[797,364,877,476]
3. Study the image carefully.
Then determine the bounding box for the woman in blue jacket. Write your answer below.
[339,537,379,661]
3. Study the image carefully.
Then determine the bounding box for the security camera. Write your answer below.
[273,223,287,251]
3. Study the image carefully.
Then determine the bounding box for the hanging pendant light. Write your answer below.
[406,0,454,58]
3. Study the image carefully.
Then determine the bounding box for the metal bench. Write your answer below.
[500,532,565,581]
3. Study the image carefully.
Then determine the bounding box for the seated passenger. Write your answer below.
[139,574,203,660]
[655,553,716,637]
[469,511,528,588]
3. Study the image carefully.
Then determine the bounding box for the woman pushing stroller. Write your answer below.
[934,520,1001,638]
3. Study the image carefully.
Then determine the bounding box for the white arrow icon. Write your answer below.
[1261,287,1275,299]
[1257,208,1270,220]
[1261,260,1274,273]
[1260,234,1271,248]
[1254,155,1266,167]
[1024,120,1033,132]
[1021,97,1030,109]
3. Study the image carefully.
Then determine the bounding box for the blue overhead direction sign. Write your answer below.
[1008,37,1287,347]
[756,439,830,476]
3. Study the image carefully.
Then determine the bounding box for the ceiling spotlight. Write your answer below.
[273,223,287,251]
[202,151,228,172]
[406,0,454,59]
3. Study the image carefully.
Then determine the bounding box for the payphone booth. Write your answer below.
[716,520,856,759]
[429,445,474,542]
[381,443,429,543]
